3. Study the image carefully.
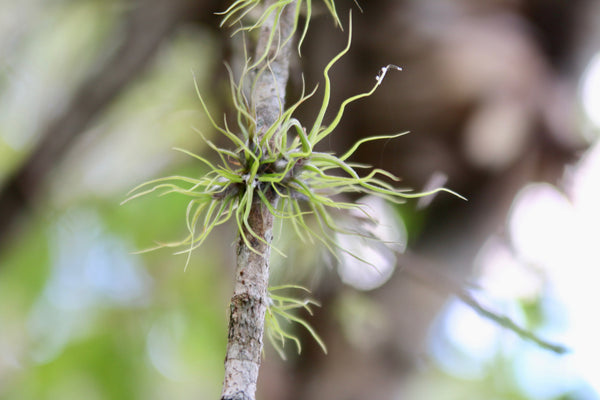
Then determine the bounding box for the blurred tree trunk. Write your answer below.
[0,0,218,252]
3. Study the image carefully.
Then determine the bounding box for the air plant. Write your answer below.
[265,285,327,358]
[218,0,343,64]
[122,19,464,354]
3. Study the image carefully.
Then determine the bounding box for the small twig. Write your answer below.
[456,289,569,354]
[399,252,569,354]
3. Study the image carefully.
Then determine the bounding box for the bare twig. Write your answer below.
[399,252,568,354]
[456,289,568,354]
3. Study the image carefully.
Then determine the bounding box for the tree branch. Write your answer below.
[220,2,296,400]
[399,252,568,354]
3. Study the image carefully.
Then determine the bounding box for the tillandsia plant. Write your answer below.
[123,21,462,266]
[218,0,344,63]
[265,285,327,359]
[123,1,464,399]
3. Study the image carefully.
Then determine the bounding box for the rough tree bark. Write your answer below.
[220,2,296,400]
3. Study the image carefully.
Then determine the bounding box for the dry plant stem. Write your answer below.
[399,252,568,354]
[221,2,296,400]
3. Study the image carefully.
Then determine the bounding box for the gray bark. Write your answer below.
[220,1,296,399]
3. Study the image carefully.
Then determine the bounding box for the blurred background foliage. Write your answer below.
[1,0,600,399]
